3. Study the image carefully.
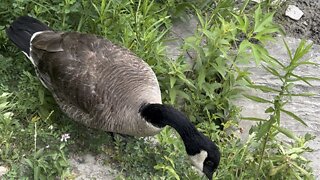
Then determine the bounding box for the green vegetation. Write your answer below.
[0,0,317,179]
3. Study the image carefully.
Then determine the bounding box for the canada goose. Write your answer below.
[6,16,220,179]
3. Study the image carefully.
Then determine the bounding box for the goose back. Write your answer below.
[31,31,162,136]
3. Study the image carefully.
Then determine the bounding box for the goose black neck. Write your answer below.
[139,103,203,155]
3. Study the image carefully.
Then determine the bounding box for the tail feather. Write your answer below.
[6,16,51,56]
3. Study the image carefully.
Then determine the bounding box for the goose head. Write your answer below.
[140,103,220,179]
[187,134,220,179]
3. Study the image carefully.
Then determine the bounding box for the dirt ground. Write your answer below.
[275,0,320,44]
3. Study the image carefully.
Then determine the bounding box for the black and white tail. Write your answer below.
[6,16,51,56]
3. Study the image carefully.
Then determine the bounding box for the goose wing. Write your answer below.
[30,31,162,135]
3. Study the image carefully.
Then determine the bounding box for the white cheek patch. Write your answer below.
[29,31,45,66]
[189,150,208,171]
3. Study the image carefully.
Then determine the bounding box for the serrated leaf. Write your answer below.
[273,125,298,140]
[281,108,307,126]
[243,94,272,103]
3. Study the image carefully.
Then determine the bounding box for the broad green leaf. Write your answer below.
[169,88,177,104]
[24,158,34,168]
[203,29,216,41]
[170,76,176,88]
[0,102,9,111]
[254,9,275,33]
[243,94,272,103]
[273,125,298,140]
[281,108,307,126]
[177,74,196,89]
[34,148,45,159]
[265,107,274,113]
[195,9,205,28]
[269,164,287,176]
[254,6,262,32]
[34,166,40,180]
[38,89,45,105]
[177,90,190,101]
[213,64,226,79]
[256,120,273,140]
[238,39,251,53]
[255,27,279,40]
[251,44,261,64]
[232,13,245,32]
[197,67,206,90]
[244,14,249,34]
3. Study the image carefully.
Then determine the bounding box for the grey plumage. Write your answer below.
[31,31,162,136]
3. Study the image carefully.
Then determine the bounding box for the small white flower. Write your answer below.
[60,133,70,142]
[45,145,50,148]
[49,125,54,130]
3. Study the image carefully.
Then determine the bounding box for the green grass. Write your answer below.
[0,0,317,179]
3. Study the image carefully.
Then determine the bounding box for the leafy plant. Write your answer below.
[243,39,317,179]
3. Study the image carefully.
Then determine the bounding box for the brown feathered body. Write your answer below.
[30,31,162,136]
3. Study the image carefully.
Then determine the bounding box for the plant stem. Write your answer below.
[240,0,250,15]
[255,131,270,179]
[34,122,37,152]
